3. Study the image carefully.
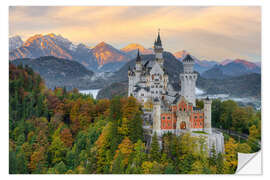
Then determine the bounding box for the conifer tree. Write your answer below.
[209,144,217,166]
[150,133,160,162]
[129,112,143,143]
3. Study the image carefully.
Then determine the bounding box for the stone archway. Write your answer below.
[180,121,186,129]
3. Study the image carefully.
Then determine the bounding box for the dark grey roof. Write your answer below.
[134,86,150,93]
[156,31,162,46]
[144,60,150,68]
[172,95,180,104]
[136,49,141,62]
[182,54,194,62]
[154,97,159,102]
[134,87,141,92]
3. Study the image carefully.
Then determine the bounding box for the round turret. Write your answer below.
[203,97,212,134]
[182,54,195,73]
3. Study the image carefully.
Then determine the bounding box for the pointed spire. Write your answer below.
[136,49,141,62]
[156,29,162,46]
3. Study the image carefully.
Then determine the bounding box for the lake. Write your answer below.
[79,89,101,99]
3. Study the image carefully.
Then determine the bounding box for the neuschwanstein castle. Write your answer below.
[128,31,224,153]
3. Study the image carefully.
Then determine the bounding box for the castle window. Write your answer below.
[184,108,186,112]
[163,116,165,119]
[168,116,170,119]
[195,123,197,126]
[141,93,144,96]
[200,116,203,119]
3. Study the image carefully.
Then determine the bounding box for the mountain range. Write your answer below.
[9,35,24,51]
[9,34,151,73]
[201,59,261,79]
[9,34,261,76]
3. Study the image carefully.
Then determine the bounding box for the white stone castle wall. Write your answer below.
[180,73,197,106]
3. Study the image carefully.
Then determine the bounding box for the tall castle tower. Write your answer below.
[203,97,212,134]
[128,50,142,96]
[152,98,161,135]
[135,49,142,84]
[180,54,198,106]
[128,66,134,96]
[154,30,164,66]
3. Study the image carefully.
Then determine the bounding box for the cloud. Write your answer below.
[9,6,261,62]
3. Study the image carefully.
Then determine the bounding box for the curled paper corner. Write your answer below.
[236,151,262,174]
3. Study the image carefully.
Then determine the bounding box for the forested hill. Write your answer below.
[11,56,97,90]
[197,73,261,98]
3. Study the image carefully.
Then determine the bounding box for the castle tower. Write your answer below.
[203,97,212,134]
[154,30,164,66]
[135,49,142,84]
[180,54,197,106]
[128,66,134,96]
[152,98,161,135]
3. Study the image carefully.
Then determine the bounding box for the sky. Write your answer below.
[9,6,261,62]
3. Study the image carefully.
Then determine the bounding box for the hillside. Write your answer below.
[10,56,102,90]
[197,73,261,98]
[202,59,261,78]
[97,81,128,99]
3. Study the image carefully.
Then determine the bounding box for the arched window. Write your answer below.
[180,121,186,129]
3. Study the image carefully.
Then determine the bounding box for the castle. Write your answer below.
[128,31,224,153]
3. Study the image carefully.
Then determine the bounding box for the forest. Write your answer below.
[9,64,261,174]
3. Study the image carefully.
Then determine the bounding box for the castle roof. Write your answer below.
[136,49,142,62]
[182,54,194,62]
[154,30,162,46]
[153,97,160,102]
[134,86,150,93]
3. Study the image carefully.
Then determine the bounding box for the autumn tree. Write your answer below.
[224,138,238,173]
[60,128,73,148]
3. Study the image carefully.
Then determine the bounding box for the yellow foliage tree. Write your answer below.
[114,137,134,166]
[141,161,153,174]
[224,138,238,173]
